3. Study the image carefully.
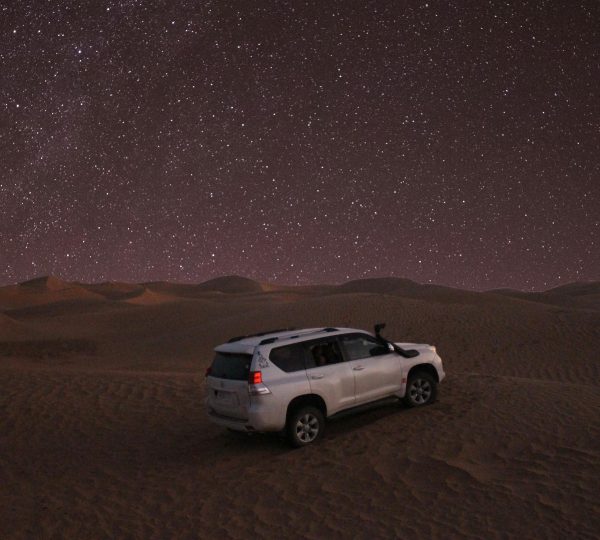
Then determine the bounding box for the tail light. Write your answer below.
[248,370,270,395]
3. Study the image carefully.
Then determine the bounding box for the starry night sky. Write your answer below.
[1,1,599,290]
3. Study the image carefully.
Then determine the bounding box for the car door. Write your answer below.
[339,333,403,404]
[303,337,356,415]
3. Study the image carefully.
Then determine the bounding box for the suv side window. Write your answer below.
[340,334,389,361]
[305,339,345,368]
[269,344,306,373]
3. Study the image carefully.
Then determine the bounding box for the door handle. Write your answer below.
[311,374,324,379]
[353,366,365,371]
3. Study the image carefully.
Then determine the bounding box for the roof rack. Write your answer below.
[258,327,339,346]
[227,328,295,343]
[259,337,278,345]
[231,326,341,346]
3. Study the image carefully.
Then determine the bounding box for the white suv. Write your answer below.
[205,324,445,447]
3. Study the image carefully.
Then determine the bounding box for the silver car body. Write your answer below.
[206,327,445,432]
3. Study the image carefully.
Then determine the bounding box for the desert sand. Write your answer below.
[1,275,599,539]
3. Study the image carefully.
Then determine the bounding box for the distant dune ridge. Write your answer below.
[490,281,600,311]
[1,275,599,538]
[0,275,105,310]
[3,273,599,311]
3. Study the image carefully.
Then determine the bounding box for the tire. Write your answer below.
[403,371,437,408]
[286,406,325,447]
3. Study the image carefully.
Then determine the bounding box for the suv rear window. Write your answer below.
[270,344,306,372]
[210,352,252,380]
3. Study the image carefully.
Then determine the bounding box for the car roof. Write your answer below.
[214,327,370,354]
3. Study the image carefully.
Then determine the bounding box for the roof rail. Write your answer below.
[227,327,295,343]
[252,327,340,346]
[259,337,278,345]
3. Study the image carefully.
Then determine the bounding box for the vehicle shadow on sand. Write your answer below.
[153,399,414,465]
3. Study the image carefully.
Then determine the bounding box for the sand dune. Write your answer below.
[194,275,266,294]
[490,281,600,312]
[145,275,265,298]
[1,276,599,538]
[337,276,421,294]
[20,275,72,291]
[0,276,106,310]
[0,313,37,341]
[123,288,179,305]
[81,281,146,301]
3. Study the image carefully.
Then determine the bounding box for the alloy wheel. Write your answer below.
[295,413,319,443]
[409,378,432,404]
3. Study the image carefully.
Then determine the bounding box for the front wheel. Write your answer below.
[286,406,324,447]
[403,372,437,407]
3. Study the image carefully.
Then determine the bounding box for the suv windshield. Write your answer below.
[210,352,252,380]
[340,334,389,360]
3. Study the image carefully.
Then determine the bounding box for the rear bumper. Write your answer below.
[207,408,252,432]
[207,399,286,433]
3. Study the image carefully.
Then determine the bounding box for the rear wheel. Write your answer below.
[403,372,437,407]
[287,406,324,447]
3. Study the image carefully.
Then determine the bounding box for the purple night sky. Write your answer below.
[1,1,598,290]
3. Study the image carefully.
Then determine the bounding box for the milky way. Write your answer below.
[1,1,598,290]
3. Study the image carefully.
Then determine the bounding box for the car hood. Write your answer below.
[394,342,436,354]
